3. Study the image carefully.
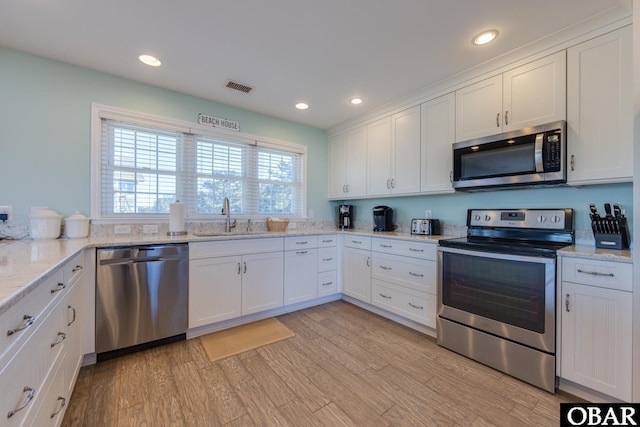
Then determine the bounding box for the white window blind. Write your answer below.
[97,111,305,219]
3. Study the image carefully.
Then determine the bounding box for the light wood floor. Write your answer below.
[62,301,581,426]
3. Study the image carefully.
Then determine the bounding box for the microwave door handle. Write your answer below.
[534,133,544,172]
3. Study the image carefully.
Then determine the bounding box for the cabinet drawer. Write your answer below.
[61,251,84,286]
[372,279,436,328]
[343,235,371,250]
[317,235,337,248]
[318,271,337,297]
[284,235,318,251]
[371,253,436,294]
[371,238,436,260]
[562,257,632,292]
[190,237,283,259]
[318,247,337,272]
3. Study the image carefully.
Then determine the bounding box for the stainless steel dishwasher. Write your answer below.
[96,244,188,361]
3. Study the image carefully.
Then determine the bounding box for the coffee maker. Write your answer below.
[338,205,353,229]
[373,206,394,231]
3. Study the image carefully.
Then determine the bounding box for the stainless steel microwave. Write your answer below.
[452,120,566,191]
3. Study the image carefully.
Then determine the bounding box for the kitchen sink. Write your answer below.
[193,231,267,237]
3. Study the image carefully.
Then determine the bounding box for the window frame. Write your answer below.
[91,103,307,223]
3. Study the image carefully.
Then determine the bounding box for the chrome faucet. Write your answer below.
[222,197,237,232]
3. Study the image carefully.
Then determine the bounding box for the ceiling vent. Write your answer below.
[225,80,254,94]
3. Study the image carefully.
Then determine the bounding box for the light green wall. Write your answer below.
[1,46,633,233]
[0,47,330,222]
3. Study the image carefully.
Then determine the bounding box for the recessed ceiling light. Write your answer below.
[473,30,499,46]
[350,97,364,105]
[295,102,309,110]
[139,54,161,67]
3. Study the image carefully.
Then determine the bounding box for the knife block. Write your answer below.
[592,218,630,250]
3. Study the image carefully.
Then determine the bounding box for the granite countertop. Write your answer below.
[558,244,633,263]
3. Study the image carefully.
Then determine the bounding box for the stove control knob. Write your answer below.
[537,215,546,223]
[484,215,491,221]
[473,214,481,221]
[551,215,561,223]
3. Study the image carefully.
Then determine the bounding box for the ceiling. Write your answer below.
[0,1,632,130]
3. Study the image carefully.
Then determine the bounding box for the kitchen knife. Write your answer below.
[603,203,613,233]
[589,204,602,233]
[613,203,621,218]
[604,203,612,218]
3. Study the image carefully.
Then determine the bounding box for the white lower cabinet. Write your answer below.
[284,236,319,305]
[189,238,285,327]
[370,238,437,327]
[342,237,372,303]
[560,256,633,401]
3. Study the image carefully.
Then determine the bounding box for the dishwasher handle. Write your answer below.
[99,255,186,266]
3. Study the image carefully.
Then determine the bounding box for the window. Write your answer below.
[93,105,306,219]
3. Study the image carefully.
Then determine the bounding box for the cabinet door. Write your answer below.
[561,282,632,401]
[567,26,632,184]
[65,280,83,398]
[421,93,455,193]
[189,256,242,327]
[346,126,368,197]
[328,132,348,199]
[284,249,318,305]
[366,117,392,196]
[503,51,566,131]
[342,246,371,303]
[391,105,421,194]
[242,251,284,315]
[455,74,502,141]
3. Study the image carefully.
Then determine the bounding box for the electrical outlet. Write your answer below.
[0,206,13,221]
[114,224,131,234]
[425,210,432,219]
[142,224,158,234]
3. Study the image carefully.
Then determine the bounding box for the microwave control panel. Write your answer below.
[543,131,562,172]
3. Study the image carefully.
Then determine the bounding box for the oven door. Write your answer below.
[438,246,556,353]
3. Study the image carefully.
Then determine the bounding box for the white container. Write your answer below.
[30,208,62,239]
[65,212,90,238]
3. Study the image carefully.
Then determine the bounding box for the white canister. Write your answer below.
[65,212,90,238]
[30,208,62,239]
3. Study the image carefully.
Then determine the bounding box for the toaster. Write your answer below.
[411,218,440,235]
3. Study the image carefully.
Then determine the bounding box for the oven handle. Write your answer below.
[438,246,555,265]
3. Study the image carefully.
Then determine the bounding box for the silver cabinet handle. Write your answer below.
[7,386,35,418]
[243,262,247,274]
[296,250,308,255]
[380,265,392,270]
[570,154,575,171]
[379,244,392,248]
[366,257,370,267]
[51,283,66,294]
[342,185,346,193]
[391,179,395,188]
[67,305,77,326]
[50,396,66,418]
[496,113,500,127]
[51,332,66,348]
[409,272,424,277]
[345,184,349,193]
[565,293,570,312]
[504,110,509,126]
[409,248,424,252]
[72,265,83,272]
[449,170,453,183]
[237,262,241,275]
[322,258,333,262]
[295,241,308,245]
[386,179,390,189]
[7,315,35,336]
[379,293,392,299]
[409,302,424,310]
[321,281,333,286]
[351,240,362,244]
[576,269,614,277]
[322,239,333,243]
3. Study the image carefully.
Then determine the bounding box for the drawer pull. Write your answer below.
[409,248,424,252]
[409,272,424,277]
[379,293,392,299]
[295,241,308,245]
[72,265,83,272]
[237,262,241,275]
[408,302,424,310]
[67,305,77,326]
[576,269,614,277]
[321,281,333,286]
[352,240,362,244]
[322,239,333,243]
[322,258,333,262]
[565,293,570,312]
[50,396,66,418]
[380,244,392,248]
[296,250,308,255]
[380,266,392,270]
[7,315,35,336]
[51,332,67,348]
[7,386,35,418]
[51,283,66,294]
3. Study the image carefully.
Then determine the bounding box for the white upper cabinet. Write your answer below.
[566,26,632,185]
[421,93,455,193]
[328,126,367,199]
[367,105,421,196]
[455,51,566,142]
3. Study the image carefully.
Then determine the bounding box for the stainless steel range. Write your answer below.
[437,208,574,392]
